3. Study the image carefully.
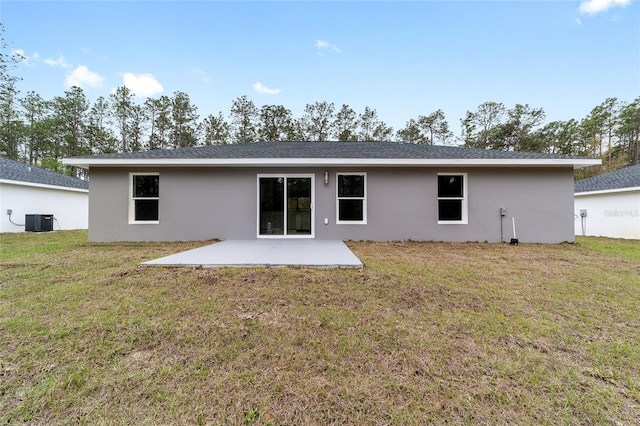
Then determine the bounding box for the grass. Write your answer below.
[1,231,639,424]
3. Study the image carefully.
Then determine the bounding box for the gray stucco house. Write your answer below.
[63,141,599,243]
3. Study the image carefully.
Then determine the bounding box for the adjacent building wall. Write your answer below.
[0,182,88,233]
[88,166,575,243]
[574,190,640,239]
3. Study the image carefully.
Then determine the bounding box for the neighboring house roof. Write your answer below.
[575,164,640,194]
[0,157,89,191]
[63,141,601,169]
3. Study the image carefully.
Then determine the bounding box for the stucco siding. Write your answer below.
[89,168,255,242]
[574,190,640,239]
[315,167,574,243]
[88,166,575,243]
[0,182,88,233]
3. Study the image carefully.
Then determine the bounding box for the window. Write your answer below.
[130,173,159,223]
[437,173,467,224]
[337,173,366,224]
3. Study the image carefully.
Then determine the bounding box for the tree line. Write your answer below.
[461,99,640,178]
[1,26,638,179]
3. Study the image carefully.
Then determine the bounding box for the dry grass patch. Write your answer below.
[1,231,639,424]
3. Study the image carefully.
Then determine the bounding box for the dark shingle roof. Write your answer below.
[0,157,89,190]
[575,164,640,193]
[69,140,582,161]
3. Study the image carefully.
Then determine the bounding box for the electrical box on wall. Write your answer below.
[25,214,53,232]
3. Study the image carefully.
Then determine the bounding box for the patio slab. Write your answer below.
[141,240,363,268]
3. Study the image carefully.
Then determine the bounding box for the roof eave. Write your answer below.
[0,178,89,192]
[62,157,602,169]
[575,186,640,196]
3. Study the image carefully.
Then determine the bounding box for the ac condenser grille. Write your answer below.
[25,214,54,232]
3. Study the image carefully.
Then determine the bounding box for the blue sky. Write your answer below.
[2,0,639,137]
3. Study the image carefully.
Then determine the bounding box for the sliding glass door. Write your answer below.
[259,177,285,235]
[258,175,314,237]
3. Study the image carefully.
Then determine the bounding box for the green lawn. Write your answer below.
[1,231,639,424]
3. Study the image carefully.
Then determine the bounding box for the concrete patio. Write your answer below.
[141,239,363,268]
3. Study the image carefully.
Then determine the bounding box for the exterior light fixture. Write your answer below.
[324,171,329,184]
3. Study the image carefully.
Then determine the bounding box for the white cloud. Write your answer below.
[122,72,164,97]
[253,82,281,95]
[11,49,26,61]
[316,39,341,53]
[576,17,582,25]
[192,68,210,83]
[65,65,104,88]
[13,49,40,65]
[44,55,72,68]
[579,0,630,15]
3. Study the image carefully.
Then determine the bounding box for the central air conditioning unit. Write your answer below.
[25,214,54,232]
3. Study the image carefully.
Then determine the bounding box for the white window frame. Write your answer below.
[437,172,468,225]
[129,172,160,224]
[336,172,367,225]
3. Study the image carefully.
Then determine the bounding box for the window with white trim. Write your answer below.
[129,173,159,223]
[336,172,366,224]
[437,173,467,224]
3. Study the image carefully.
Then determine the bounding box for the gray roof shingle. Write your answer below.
[0,157,89,190]
[69,140,583,161]
[575,164,640,193]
